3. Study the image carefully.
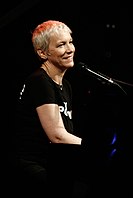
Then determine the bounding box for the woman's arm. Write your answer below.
[36,104,82,145]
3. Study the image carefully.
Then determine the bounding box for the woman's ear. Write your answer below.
[36,49,48,60]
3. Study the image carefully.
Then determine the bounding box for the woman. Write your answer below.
[13,20,82,197]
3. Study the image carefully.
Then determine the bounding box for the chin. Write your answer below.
[67,60,74,67]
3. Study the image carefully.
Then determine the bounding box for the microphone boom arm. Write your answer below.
[78,62,129,95]
[81,65,114,84]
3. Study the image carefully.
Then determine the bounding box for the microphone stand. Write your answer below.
[79,62,133,96]
[81,65,114,84]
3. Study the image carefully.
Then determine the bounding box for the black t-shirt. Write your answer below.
[14,68,73,164]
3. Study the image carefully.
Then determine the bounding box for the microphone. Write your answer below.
[78,62,114,84]
[78,62,128,95]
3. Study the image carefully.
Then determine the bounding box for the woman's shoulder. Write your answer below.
[25,68,49,84]
[28,68,47,78]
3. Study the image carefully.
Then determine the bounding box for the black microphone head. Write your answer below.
[78,62,88,69]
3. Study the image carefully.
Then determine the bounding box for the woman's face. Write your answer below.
[47,31,75,70]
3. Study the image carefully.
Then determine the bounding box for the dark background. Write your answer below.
[1,2,132,95]
[2,1,132,152]
[1,1,133,192]
[1,2,133,87]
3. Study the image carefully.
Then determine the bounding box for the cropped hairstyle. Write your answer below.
[31,20,72,54]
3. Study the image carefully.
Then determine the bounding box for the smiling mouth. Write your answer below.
[64,56,73,60]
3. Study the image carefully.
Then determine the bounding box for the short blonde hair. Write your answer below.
[32,20,72,52]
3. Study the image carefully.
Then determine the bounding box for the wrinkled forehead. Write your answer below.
[49,30,72,44]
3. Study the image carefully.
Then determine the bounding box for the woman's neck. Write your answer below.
[41,62,64,86]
